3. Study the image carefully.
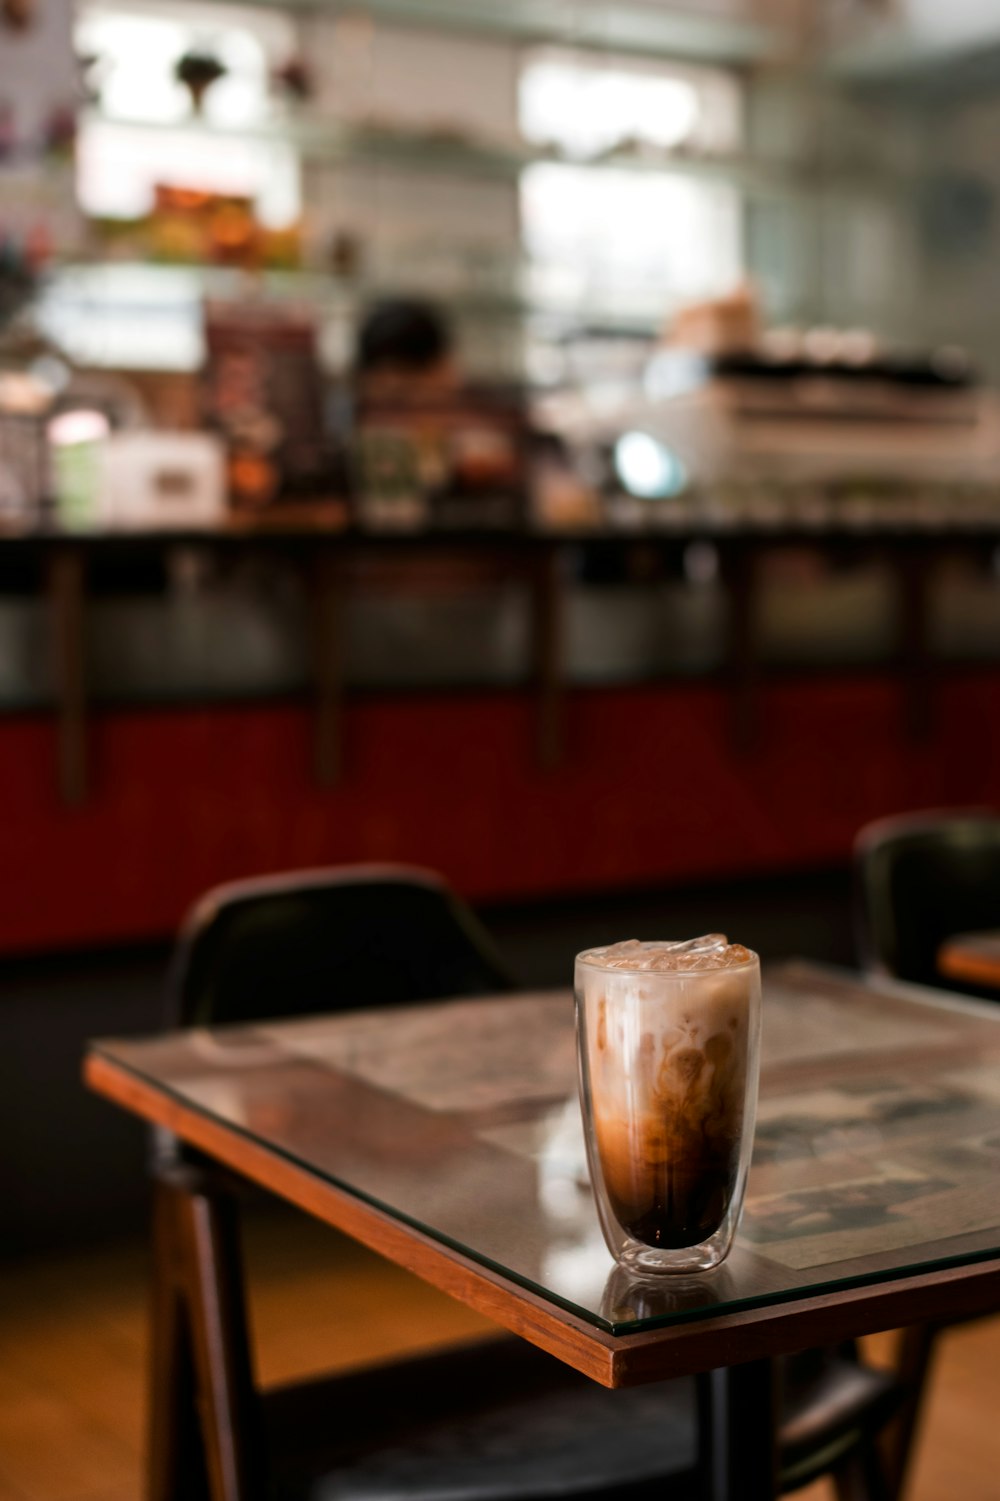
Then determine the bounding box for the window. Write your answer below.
[519,50,743,320]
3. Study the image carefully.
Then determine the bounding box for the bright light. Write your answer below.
[75,3,300,224]
[49,410,111,447]
[76,11,277,127]
[615,431,687,500]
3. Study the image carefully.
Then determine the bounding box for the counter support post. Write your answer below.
[530,543,564,771]
[47,547,88,807]
[897,545,933,741]
[722,542,759,753]
[309,547,346,789]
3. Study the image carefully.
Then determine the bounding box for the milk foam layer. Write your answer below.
[581,937,759,1251]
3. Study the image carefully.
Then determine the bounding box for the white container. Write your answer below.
[99,433,226,530]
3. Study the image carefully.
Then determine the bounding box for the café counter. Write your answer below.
[3,506,1000,954]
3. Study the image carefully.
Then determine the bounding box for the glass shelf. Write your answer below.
[82,108,815,199]
[39,259,673,374]
[167,0,784,67]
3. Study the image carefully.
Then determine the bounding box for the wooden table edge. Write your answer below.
[84,1049,1000,1389]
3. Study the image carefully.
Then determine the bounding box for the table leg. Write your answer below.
[148,1167,263,1501]
[697,1358,779,1501]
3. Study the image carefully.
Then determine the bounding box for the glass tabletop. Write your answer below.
[92,961,1000,1335]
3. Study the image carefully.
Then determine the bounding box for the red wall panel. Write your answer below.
[1,673,997,955]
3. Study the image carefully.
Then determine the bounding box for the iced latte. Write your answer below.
[575,936,761,1274]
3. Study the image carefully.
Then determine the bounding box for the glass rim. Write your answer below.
[575,940,760,976]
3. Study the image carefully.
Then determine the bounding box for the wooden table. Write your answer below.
[938,930,1000,990]
[85,961,1000,1501]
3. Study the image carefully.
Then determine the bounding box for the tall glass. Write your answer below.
[575,937,762,1275]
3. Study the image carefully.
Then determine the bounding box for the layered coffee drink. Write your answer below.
[575,936,761,1274]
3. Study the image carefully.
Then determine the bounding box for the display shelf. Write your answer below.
[44,250,930,369]
[82,107,816,198]
[44,259,523,309]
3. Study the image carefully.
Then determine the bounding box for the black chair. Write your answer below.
[852,810,1000,1494]
[854,809,1000,995]
[159,864,911,1501]
[168,863,516,1028]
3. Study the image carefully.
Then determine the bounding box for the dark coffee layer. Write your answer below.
[603,1154,738,1249]
[594,1111,742,1248]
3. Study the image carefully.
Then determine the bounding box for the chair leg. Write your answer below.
[879,1323,938,1501]
[147,1166,264,1501]
[149,1181,211,1501]
[832,1447,891,1501]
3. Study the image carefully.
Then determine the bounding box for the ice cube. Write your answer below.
[581,936,753,972]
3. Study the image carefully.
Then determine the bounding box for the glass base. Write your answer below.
[611,1221,735,1276]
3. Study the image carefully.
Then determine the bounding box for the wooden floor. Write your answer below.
[0,1210,997,1501]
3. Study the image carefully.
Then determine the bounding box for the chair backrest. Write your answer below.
[168,864,516,1028]
[854,809,1000,988]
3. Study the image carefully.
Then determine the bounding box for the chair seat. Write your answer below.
[266,1335,902,1501]
[266,1336,698,1501]
[779,1349,901,1487]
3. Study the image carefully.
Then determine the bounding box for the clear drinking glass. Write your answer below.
[575,936,762,1275]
